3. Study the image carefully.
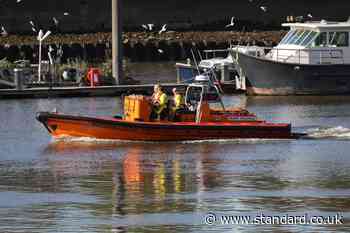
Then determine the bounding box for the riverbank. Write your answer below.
[0,31,285,63]
[0,31,285,46]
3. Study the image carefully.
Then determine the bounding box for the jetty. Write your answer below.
[0,82,242,99]
[0,83,185,99]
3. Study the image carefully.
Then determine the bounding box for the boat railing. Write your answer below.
[268,48,344,64]
[203,49,230,59]
[235,46,345,64]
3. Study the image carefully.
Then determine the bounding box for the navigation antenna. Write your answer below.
[197,49,203,61]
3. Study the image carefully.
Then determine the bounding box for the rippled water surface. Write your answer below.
[1,69,350,232]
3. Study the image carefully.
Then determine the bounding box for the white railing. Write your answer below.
[268,48,344,64]
[235,46,345,65]
[203,49,230,59]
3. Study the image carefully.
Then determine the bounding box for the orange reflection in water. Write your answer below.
[123,148,143,184]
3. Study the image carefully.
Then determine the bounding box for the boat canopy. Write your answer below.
[282,20,350,31]
[279,20,350,48]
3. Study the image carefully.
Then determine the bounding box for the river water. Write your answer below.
[1,65,350,232]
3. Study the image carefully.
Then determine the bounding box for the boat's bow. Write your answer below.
[36,111,55,133]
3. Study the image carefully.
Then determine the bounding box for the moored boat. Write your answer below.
[231,19,350,95]
[175,48,247,92]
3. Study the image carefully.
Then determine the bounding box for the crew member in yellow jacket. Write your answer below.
[170,88,186,121]
[151,85,168,120]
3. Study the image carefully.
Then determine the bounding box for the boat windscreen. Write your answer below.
[295,30,311,45]
[186,86,202,106]
[282,30,298,44]
[288,30,305,45]
[280,30,295,44]
[302,31,318,47]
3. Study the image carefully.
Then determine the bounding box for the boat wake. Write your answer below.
[180,138,294,144]
[305,126,350,139]
[53,136,125,144]
[53,136,292,145]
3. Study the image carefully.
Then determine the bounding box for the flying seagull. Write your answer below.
[260,6,267,12]
[29,21,37,33]
[225,16,235,28]
[147,24,154,31]
[63,12,69,16]
[307,13,313,18]
[158,24,167,34]
[141,24,148,30]
[1,26,8,37]
[157,49,164,54]
[52,17,59,26]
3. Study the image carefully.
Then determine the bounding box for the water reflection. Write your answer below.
[0,137,349,232]
[1,91,350,232]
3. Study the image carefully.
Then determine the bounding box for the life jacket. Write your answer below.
[152,91,162,103]
[174,94,185,109]
[156,92,168,114]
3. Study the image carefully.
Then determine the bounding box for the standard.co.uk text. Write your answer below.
[204,212,344,225]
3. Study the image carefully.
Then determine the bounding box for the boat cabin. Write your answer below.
[268,20,350,64]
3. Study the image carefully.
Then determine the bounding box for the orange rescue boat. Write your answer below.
[36,77,304,141]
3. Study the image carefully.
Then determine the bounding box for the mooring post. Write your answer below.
[14,68,23,90]
[112,0,123,85]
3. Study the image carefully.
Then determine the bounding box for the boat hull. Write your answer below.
[36,112,299,141]
[236,51,350,95]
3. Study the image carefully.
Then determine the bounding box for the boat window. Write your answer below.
[329,32,349,47]
[186,86,203,107]
[280,30,295,44]
[302,31,318,47]
[288,30,304,45]
[296,30,311,45]
[313,32,328,47]
[284,30,299,44]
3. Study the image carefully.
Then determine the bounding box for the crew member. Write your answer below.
[170,88,185,121]
[151,84,161,105]
[172,88,185,111]
[150,85,168,120]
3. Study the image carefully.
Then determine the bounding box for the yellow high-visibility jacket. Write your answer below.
[156,92,168,114]
[174,94,184,110]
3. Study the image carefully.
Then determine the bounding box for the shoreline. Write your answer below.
[0,31,285,46]
[0,31,286,63]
